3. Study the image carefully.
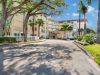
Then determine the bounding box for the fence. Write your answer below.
[16,36,39,41]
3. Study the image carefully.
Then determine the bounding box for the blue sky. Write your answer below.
[48,0,98,30]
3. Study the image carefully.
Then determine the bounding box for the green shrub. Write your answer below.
[77,36,84,41]
[76,34,95,44]
[82,34,95,44]
[0,37,16,43]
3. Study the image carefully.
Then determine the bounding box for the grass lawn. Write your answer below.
[84,44,100,65]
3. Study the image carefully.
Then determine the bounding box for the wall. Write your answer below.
[10,14,32,37]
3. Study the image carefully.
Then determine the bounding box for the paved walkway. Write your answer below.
[0,39,100,75]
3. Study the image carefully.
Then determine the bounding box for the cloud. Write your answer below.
[72,13,79,17]
[87,6,98,18]
[72,3,77,7]
[88,6,95,13]
[87,6,98,19]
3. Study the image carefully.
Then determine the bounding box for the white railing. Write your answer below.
[4,35,40,41]
[16,36,39,41]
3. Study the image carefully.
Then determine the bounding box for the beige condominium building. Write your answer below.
[4,14,31,37]
[4,13,48,40]
[47,19,86,39]
[10,14,32,37]
[4,12,86,40]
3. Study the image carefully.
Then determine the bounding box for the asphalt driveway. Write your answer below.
[0,39,100,75]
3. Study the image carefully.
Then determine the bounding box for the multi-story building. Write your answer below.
[4,12,86,40]
[4,13,48,40]
[11,14,32,37]
[47,19,86,39]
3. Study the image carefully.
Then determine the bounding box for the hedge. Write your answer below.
[0,37,16,43]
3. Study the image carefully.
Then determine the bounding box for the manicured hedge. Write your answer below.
[0,37,16,43]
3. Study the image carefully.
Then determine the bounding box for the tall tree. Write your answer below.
[79,0,88,35]
[78,0,83,36]
[60,22,69,31]
[80,28,84,35]
[67,26,73,31]
[36,19,44,37]
[67,26,73,37]
[96,0,100,43]
[60,22,69,38]
[22,0,66,42]
[29,18,36,36]
[83,0,100,43]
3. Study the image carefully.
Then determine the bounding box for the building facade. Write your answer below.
[4,14,48,40]
[47,19,85,39]
[4,13,86,40]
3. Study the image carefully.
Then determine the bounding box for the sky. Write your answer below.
[48,0,98,30]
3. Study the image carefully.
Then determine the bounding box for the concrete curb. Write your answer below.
[73,41,93,59]
[74,41,100,71]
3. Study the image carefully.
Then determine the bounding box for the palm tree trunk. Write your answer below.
[38,26,40,37]
[96,0,100,43]
[79,13,81,36]
[32,26,34,36]
[32,16,35,36]
[84,14,86,35]
[65,31,66,39]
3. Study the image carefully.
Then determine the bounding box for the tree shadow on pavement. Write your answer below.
[31,64,71,75]
[0,43,78,75]
[0,49,8,75]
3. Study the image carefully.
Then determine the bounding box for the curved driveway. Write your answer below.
[0,39,100,75]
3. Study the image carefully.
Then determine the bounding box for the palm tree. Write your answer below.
[80,28,84,35]
[60,22,69,38]
[78,12,81,36]
[67,26,73,37]
[29,18,36,36]
[36,19,44,37]
[85,0,100,43]
[78,0,83,36]
[79,0,88,35]
[96,0,100,43]
[60,22,69,31]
